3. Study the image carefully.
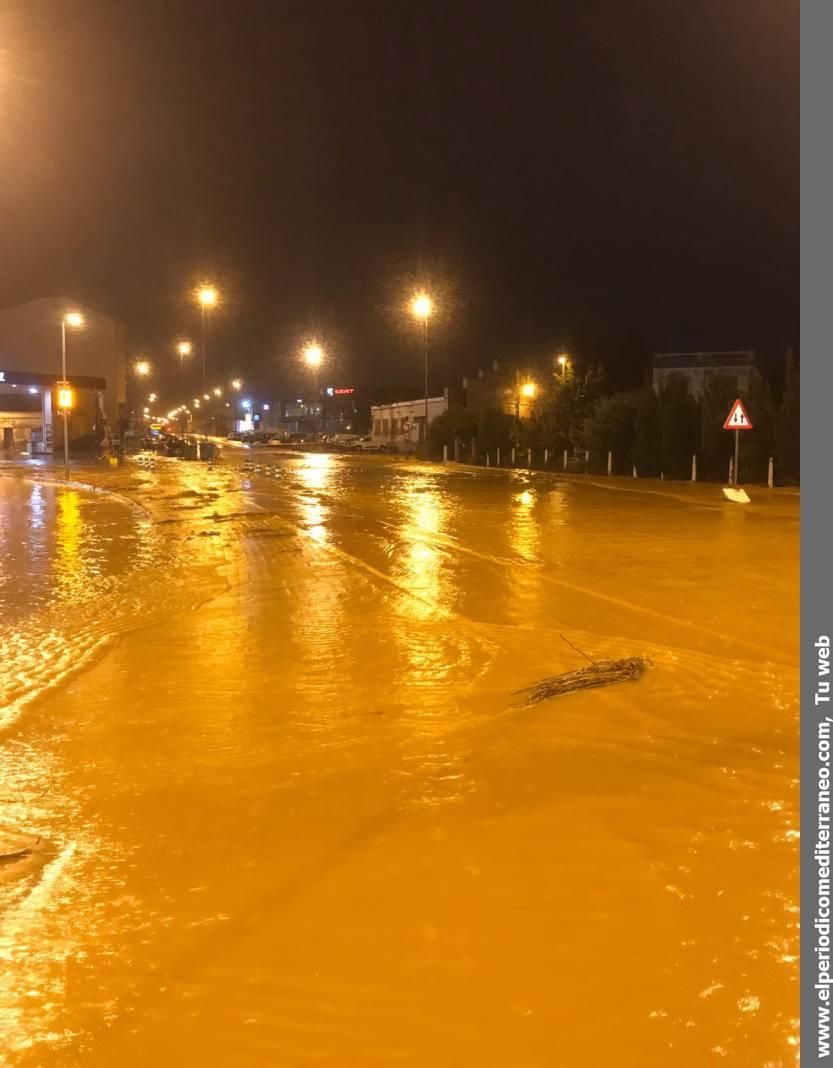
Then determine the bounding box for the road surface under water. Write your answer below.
[0,456,799,1065]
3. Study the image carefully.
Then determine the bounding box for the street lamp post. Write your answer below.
[60,312,84,477]
[231,378,242,431]
[411,293,432,443]
[197,287,218,392]
[132,360,152,431]
[303,343,324,430]
[177,340,192,375]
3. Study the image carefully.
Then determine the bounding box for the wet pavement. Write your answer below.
[0,453,799,1065]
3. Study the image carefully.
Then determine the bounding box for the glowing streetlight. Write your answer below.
[557,353,569,379]
[177,340,192,373]
[148,392,157,403]
[515,378,537,419]
[231,378,242,391]
[411,293,432,321]
[303,342,324,369]
[196,285,219,390]
[302,343,325,428]
[59,312,84,477]
[410,292,433,439]
[134,360,151,378]
[212,387,222,397]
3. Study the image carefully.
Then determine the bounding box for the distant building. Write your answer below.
[370,394,448,451]
[0,297,127,452]
[652,351,756,398]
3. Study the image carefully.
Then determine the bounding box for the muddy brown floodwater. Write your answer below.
[0,455,799,1066]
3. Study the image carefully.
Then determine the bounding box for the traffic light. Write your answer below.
[57,383,74,410]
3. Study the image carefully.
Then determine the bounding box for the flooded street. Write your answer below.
[0,456,799,1065]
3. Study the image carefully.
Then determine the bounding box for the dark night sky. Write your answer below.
[0,0,799,399]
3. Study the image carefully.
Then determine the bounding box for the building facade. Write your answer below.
[0,297,127,452]
[652,351,756,398]
[370,394,448,451]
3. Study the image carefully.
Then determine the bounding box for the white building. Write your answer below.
[0,297,126,452]
[652,351,756,399]
[370,394,448,451]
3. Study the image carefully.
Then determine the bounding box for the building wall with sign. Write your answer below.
[0,297,127,448]
[370,394,448,451]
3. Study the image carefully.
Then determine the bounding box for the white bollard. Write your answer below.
[486,453,490,467]
[527,448,532,467]
[563,449,568,471]
[544,448,549,465]
[660,472,664,481]
[729,455,734,485]
[607,450,612,476]
[511,447,516,465]
[691,454,697,482]
[768,456,774,488]
[497,446,501,466]
[632,464,637,479]
[443,444,448,463]
[585,450,590,473]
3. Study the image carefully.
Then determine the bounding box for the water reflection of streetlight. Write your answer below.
[510,488,539,565]
[56,490,82,595]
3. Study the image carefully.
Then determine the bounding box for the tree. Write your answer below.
[478,406,514,452]
[739,369,776,483]
[427,405,478,457]
[658,376,699,479]
[585,391,639,474]
[775,347,800,483]
[699,374,738,480]
[632,385,661,477]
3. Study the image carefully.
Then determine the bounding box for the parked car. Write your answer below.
[353,436,383,452]
[328,433,360,448]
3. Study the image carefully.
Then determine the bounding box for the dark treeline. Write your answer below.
[429,349,800,484]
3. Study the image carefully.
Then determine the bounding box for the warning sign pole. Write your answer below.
[723,398,753,487]
[733,428,739,487]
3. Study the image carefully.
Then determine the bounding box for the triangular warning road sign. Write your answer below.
[723,398,753,431]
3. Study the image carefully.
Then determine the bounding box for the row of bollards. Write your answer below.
[442,444,779,486]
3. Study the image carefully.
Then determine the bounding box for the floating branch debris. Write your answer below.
[514,657,648,706]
